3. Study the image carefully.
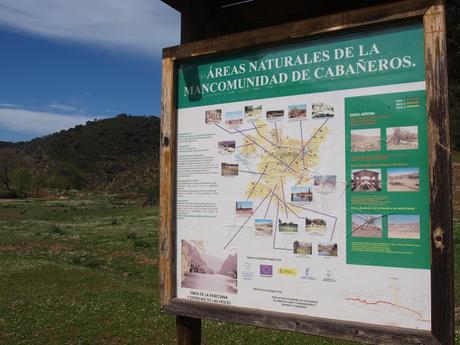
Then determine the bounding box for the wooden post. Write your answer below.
[424,2,454,344]
[176,315,201,345]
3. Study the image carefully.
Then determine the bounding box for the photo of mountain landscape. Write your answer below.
[181,240,237,294]
[387,167,420,192]
[351,128,381,152]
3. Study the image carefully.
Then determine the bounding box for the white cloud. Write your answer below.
[0,107,94,138]
[0,0,180,56]
[0,103,20,108]
[46,102,78,112]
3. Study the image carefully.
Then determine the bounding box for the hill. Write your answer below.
[0,114,160,195]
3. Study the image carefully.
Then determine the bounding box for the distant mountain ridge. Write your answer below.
[2,114,160,194]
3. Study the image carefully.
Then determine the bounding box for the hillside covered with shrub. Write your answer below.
[0,114,160,198]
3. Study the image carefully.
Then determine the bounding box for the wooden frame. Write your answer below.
[160,1,453,344]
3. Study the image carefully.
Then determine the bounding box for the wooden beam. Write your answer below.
[177,0,405,43]
[165,299,439,345]
[180,0,225,44]
[164,0,433,60]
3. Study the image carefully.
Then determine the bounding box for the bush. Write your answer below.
[49,224,65,235]
[133,238,152,248]
[71,254,103,268]
[0,190,18,199]
[127,232,137,240]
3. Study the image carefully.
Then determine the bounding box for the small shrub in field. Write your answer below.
[72,255,82,265]
[111,217,119,225]
[49,224,65,235]
[84,257,102,268]
[133,238,151,248]
[71,254,102,268]
[127,232,137,240]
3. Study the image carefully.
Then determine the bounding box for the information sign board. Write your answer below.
[160,2,453,344]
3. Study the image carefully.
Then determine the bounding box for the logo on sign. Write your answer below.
[299,267,316,281]
[322,269,336,282]
[259,264,273,277]
[277,267,297,276]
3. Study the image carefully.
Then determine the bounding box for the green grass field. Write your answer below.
[0,195,364,345]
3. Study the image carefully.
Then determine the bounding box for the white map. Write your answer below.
[176,83,431,331]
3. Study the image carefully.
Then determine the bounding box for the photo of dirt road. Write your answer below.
[387,167,420,192]
[293,241,312,255]
[218,140,236,154]
[221,163,238,176]
[266,109,284,120]
[388,215,420,239]
[244,105,262,121]
[306,218,327,235]
[351,128,381,152]
[314,175,336,193]
[288,104,307,120]
[236,201,252,216]
[386,126,418,150]
[225,111,243,127]
[205,109,222,124]
[255,219,273,236]
[351,214,382,238]
[318,243,338,256]
[312,102,334,118]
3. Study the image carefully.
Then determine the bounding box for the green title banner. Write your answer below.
[177,23,425,109]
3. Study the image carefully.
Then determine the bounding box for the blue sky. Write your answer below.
[0,0,180,142]
[388,214,420,224]
[387,167,419,175]
[225,111,243,120]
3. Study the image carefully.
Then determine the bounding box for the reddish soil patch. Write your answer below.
[136,255,158,266]
[0,244,32,252]
[48,242,73,251]
[0,208,26,220]
[0,242,73,252]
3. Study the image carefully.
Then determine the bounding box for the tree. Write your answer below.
[30,175,48,197]
[0,148,28,190]
[10,167,32,193]
[51,162,87,193]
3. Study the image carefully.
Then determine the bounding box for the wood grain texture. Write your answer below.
[165,299,440,345]
[160,57,176,308]
[424,2,454,345]
[164,0,433,60]
[176,316,201,345]
[178,0,403,43]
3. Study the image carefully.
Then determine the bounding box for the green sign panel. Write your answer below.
[345,90,429,269]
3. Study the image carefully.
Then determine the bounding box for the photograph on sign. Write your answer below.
[174,22,431,332]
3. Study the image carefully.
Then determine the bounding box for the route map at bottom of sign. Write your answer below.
[345,297,423,318]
